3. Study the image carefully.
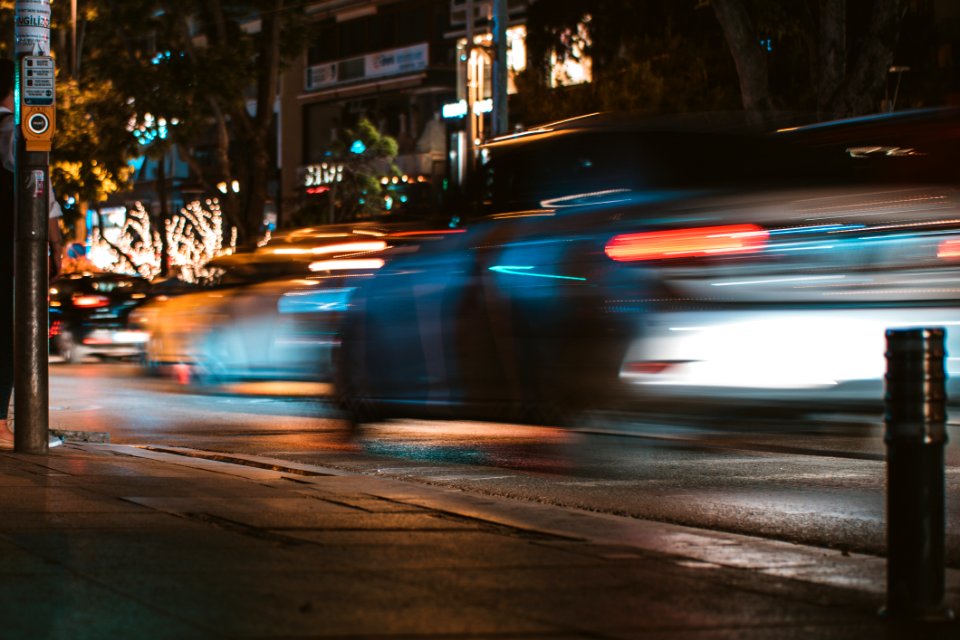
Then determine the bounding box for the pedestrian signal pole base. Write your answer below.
[13,152,50,455]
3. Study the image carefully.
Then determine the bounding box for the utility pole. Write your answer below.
[463,0,476,183]
[14,0,56,454]
[491,0,508,136]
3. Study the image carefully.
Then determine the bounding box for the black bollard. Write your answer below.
[881,328,953,620]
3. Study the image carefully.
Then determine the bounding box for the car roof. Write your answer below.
[481,110,816,152]
[58,271,145,281]
[774,107,960,136]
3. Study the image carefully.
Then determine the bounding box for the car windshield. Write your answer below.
[59,273,151,295]
[475,130,842,214]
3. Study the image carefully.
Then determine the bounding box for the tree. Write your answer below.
[328,118,399,223]
[521,0,941,126]
[711,0,909,118]
[86,0,310,244]
[516,0,740,125]
[50,76,138,240]
[0,3,137,242]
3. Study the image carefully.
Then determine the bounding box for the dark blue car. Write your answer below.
[336,112,960,426]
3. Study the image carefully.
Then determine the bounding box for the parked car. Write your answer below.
[49,272,153,363]
[133,221,457,384]
[335,112,960,426]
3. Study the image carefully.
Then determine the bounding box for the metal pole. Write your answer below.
[491,0,508,136]
[13,0,53,454]
[463,0,475,183]
[881,328,953,620]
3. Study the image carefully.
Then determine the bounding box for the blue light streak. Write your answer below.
[768,224,865,235]
[489,266,587,281]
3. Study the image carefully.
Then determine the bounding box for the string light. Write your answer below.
[88,199,237,282]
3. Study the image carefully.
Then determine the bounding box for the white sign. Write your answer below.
[304,43,430,93]
[365,43,428,79]
[21,56,54,106]
[14,1,51,56]
[305,63,338,91]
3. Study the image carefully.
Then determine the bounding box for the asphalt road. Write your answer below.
[48,361,960,565]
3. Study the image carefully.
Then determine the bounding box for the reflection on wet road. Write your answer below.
[50,362,960,564]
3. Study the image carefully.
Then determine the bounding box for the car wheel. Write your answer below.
[518,333,620,428]
[332,326,381,435]
[55,331,84,365]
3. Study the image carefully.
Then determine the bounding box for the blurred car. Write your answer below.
[620,107,960,405]
[133,221,456,384]
[336,112,960,426]
[49,272,152,363]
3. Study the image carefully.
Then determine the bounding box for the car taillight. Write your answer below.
[72,294,110,308]
[937,238,960,259]
[605,224,768,262]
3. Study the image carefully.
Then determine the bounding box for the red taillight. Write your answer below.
[937,238,960,259]
[605,224,768,262]
[72,294,110,308]
[624,361,684,375]
[49,319,61,339]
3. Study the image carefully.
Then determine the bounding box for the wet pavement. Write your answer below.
[0,442,957,639]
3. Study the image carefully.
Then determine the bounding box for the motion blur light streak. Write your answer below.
[937,238,960,258]
[799,193,949,218]
[769,223,863,235]
[491,210,556,219]
[269,241,388,256]
[773,243,836,252]
[309,259,385,272]
[710,275,846,287]
[605,224,768,262]
[843,218,960,233]
[488,266,587,281]
[389,229,468,237]
[540,188,632,208]
[278,288,355,313]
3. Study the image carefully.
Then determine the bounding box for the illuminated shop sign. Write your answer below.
[303,163,343,192]
[441,98,493,119]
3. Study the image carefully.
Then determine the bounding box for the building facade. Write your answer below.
[280,0,457,218]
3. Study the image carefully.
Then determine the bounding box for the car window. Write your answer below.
[196,258,313,289]
[476,130,839,215]
[478,133,644,214]
[63,274,151,295]
[775,112,960,185]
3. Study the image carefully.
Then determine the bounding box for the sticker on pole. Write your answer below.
[31,169,44,199]
[21,56,54,106]
[14,1,51,56]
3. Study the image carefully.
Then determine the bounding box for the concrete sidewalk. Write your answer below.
[0,443,957,640]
